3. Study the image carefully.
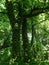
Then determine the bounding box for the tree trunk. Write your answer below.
[31,24,35,46]
[5,0,21,61]
[22,18,30,62]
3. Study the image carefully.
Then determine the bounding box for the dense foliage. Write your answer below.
[0,0,49,65]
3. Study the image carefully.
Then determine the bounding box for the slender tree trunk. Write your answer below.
[22,18,31,62]
[31,23,38,59]
[31,24,35,46]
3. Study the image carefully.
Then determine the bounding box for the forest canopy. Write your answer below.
[0,0,49,65]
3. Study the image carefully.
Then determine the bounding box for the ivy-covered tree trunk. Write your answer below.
[5,0,21,61]
[12,23,21,60]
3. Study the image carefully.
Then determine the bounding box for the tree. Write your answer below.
[0,0,49,64]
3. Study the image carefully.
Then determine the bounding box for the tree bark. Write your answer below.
[5,0,21,61]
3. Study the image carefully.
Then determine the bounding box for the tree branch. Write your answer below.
[41,27,49,34]
[33,19,47,26]
[24,7,49,18]
[0,5,49,19]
